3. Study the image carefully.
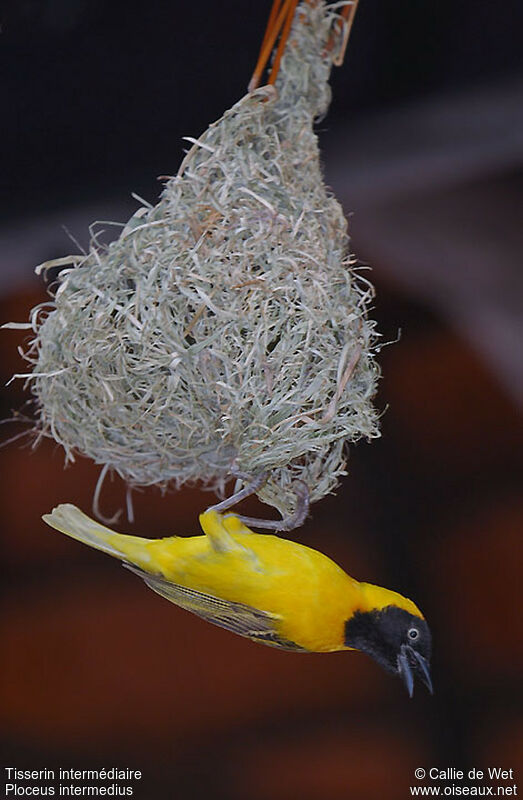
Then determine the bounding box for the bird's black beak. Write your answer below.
[397,645,433,697]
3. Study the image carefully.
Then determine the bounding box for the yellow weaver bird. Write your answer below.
[43,504,433,696]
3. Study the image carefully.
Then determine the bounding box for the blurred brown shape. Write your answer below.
[233,724,428,800]
[427,494,522,681]
[382,327,522,471]
[1,575,384,750]
[475,716,523,774]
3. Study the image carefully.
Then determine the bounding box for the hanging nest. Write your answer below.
[20,1,380,518]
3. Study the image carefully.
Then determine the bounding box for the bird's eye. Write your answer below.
[408,628,419,641]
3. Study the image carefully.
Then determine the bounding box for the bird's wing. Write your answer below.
[124,564,306,652]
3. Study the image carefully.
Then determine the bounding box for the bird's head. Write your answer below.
[344,585,433,697]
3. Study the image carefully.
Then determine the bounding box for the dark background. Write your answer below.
[1,1,522,798]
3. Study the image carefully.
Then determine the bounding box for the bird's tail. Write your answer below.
[42,503,154,568]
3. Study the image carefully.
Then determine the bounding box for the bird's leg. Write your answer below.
[248,0,299,92]
[235,480,310,532]
[208,471,269,514]
[207,472,309,532]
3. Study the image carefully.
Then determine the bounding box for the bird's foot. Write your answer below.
[207,472,310,532]
[234,480,309,532]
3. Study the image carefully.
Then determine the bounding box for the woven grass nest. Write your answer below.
[21,1,380,518]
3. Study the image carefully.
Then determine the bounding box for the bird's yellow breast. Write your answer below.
[42,504,425,654]
[140,527,362,652]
